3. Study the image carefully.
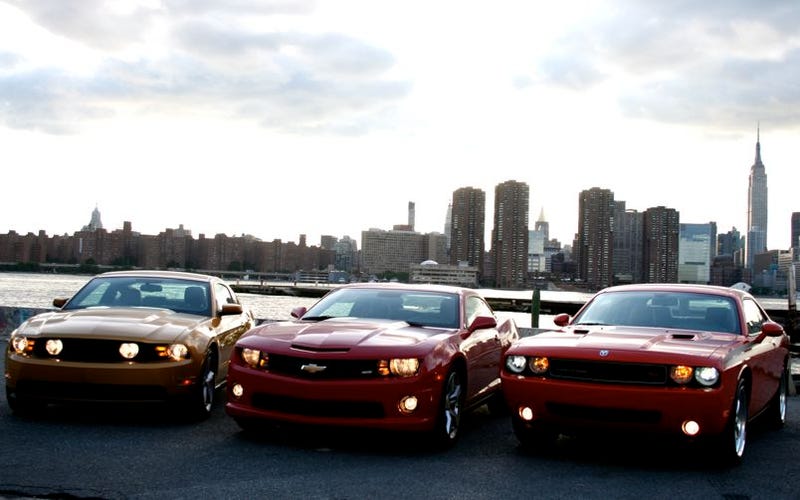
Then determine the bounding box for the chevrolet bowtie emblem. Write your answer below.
[301,363,327,373]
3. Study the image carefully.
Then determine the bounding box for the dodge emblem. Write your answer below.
[599,350,609,357]
[301,363,327,374]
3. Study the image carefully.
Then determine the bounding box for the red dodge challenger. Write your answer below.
[226,283,519,447]
[501,283,789,464]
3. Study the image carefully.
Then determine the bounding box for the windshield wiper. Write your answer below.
[302,315,334,321]
[575,321,608,326]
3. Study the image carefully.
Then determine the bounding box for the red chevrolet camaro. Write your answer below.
[225,283,519,447]
[501,283,789,464]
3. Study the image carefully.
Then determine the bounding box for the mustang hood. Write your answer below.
[14,308,204,343]
[241,318,437,352]
[518,325,740,362]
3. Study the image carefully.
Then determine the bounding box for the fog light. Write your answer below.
[519,406,534,421]
[682,420,700,436]
[232,383,244,398]
[399,395,418,413]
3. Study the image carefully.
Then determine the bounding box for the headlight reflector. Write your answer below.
[11,335,29,354]
[529,356,550,375]
[670,365,694,384]
[694,366,720,387]
[389,358,420,377]
[45,339,63,356]
[119,342,139,360]
[241,348,264,368]
[506,355,527,374]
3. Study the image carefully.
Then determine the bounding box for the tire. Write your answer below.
[432,368,465,449]
[717,378,748,465]
[512,416,557,452]
[187,353,217,421]
[764,362,788,429]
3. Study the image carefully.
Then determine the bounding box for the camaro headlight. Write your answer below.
[694,366,720,387]
[241,348,265,368]
[506,355,527,374]
[11,335,30,354]
[389,358,420,377]
[670,365,694,384]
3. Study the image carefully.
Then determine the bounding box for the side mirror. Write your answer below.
[220,303,243,316]
[291,306,308,319]
[468,315,497,333]
[553,313,571,327]
[761,321,785,337]
[53,297,68,308]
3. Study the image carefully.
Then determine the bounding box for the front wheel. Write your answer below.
[432,368,465,449]
[717,378,748,465]
[185,353,217,421]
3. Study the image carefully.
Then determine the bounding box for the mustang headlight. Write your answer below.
[389,358,420,377]
[11,335,30,354]
[670,365,694,384]
[506,355,527,374]
[119,342,139,360]
[45,339,64,356]
[241,348,266,368]
[167,344,189,361]
[694,366,720,387]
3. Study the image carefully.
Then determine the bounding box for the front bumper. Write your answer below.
[225,362,442,432]
[501,373,735,437]
[5,352,200,404]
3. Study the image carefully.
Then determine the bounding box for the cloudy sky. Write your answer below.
[1,0,798,252]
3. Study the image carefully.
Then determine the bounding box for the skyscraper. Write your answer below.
[449,187,486,277]
[791,212,800,251]
[643,206,680,283]
[491,180,529,289]
[577,187,615,290]
[746,127,768,268]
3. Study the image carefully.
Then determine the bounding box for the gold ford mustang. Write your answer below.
[5,270,254,419]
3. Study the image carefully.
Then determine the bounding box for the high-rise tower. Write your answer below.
[577,187,615,290]
[491,180,529,289]
[449,187,486,277]
[746,126,768,268]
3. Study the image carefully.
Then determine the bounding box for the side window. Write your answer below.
[742,299,766,335]
[465,296,493,327]
[214,283,236,312]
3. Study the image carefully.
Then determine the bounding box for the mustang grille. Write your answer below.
[30,338,167,363]
[549,359,668,385]
[15,380,169,402]
[267,354,382,379]
[252,393,384,419]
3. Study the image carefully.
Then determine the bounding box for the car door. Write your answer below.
[461,295,504,401]
[741,298,786,413]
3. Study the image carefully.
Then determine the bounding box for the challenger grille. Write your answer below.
[252,393,384,419]
[267,354,382,379]
[547,402,661,424]
[29,338,167,363]
[549,359,668,385]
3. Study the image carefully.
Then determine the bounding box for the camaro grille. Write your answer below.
[29,338,166,363]
[252,393,385,419]
[549,359,668,385]
[267,354,382,379]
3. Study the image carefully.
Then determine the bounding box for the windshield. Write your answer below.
[63,276,212,317]
[574,290,740,334]
[303,288,460,329]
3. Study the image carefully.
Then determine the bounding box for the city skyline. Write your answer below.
[1,2,798,250]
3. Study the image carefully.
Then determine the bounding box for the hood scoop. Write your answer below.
[670,333,697,340]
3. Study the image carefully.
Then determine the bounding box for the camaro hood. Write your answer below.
[13,307,204,343]
[513,325,742,363]
[240,318,440,353]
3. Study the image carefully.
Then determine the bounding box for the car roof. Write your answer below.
[94,270,222,283]
[597,283,749,300]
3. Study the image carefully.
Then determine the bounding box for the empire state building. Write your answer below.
[746,127,768,269]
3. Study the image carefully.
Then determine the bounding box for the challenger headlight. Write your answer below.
[506,355,527,374]
[167,343,189,361]
[241,348,265,368]
[11,335,30,354]
[529,356,550,375]
[694,366,720,387]
[389,358,419,377]
[670,365,694,384]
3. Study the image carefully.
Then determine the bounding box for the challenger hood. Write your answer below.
[240,318,440,352]
[514,325,742,362]
[13,307,204,343]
